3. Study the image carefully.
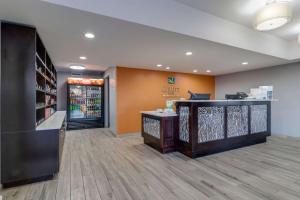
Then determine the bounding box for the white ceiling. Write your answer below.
[173,0,300,41]
[0,0,299,75]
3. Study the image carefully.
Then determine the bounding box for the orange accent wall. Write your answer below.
[116,67,215,135]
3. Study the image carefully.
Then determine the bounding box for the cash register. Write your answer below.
[225,92,248,100]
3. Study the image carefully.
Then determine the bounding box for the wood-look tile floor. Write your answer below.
[1,128,300,200]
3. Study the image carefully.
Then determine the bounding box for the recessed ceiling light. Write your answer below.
[70,65,86,70]
[242,62,249,65]
[79,56,87,60]
[85,32,95,39]
[193,69,198,73]
[156,64,162,67]
[206,70,211,73]
[185,51,193,56]
[166,67,171,70]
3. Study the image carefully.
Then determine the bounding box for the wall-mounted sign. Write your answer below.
[168,77,176,84]
[161,85,180,97]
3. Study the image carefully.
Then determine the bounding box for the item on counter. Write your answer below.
[249,86,273,100]
[166,100,173,109]
[156,109,164,113]
[225,92,248,100]
[188,91,210,100]
[164,108,175,113]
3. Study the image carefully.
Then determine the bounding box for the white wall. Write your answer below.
[0,21,2,184]
[104,67,117,135]
[216,62,300,138]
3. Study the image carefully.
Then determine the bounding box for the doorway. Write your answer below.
[104,76,110,128]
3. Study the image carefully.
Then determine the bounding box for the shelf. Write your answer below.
[45,78,56,87]
[46,103,57,107]
[36,68,45,77]
[45,66,51,75]
[36,88,45,93]
[36,105,46,110]
[45,91,56,96]
[70,97,100,99]
[36,53,46,68]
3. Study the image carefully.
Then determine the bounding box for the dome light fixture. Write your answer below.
[70,64,86,70]
[85,32,95,39]
[254,1,292,31]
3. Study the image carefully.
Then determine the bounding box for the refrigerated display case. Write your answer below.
[67,78,104,130]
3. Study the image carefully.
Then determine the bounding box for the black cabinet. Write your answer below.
[1,22,63,187]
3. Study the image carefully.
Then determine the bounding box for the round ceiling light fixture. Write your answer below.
[84,32,95,39]
[185,51,193,56]
[70,64,86,70]
[254,2,292,31]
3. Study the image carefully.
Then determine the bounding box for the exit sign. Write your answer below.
[168,77,175,84]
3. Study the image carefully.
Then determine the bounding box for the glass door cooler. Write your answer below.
[67,78,104,130]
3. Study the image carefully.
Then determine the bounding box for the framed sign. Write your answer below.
[168,77,176,84]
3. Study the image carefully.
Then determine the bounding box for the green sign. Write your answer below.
[168,77,175,84]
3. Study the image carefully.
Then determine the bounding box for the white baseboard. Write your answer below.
[270,134,300,140]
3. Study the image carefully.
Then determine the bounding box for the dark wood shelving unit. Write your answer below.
[1,22,65,188]
[35,34,57,126]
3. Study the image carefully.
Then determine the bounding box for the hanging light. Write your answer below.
[254,2,292,31]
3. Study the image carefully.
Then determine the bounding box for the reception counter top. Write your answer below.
[173,99,277,102]
[141,111,177,117]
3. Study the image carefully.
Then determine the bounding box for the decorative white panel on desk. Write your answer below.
[143,117,160,139]
[179,106,189,142]
[198,107,225,143]
[251,105,268,134]
[227,106,248,138]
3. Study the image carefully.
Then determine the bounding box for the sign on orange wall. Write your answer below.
[67,77,104,85]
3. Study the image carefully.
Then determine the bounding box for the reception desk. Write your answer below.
[141,100,272,158]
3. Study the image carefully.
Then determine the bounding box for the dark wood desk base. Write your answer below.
[142,113,178,154]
